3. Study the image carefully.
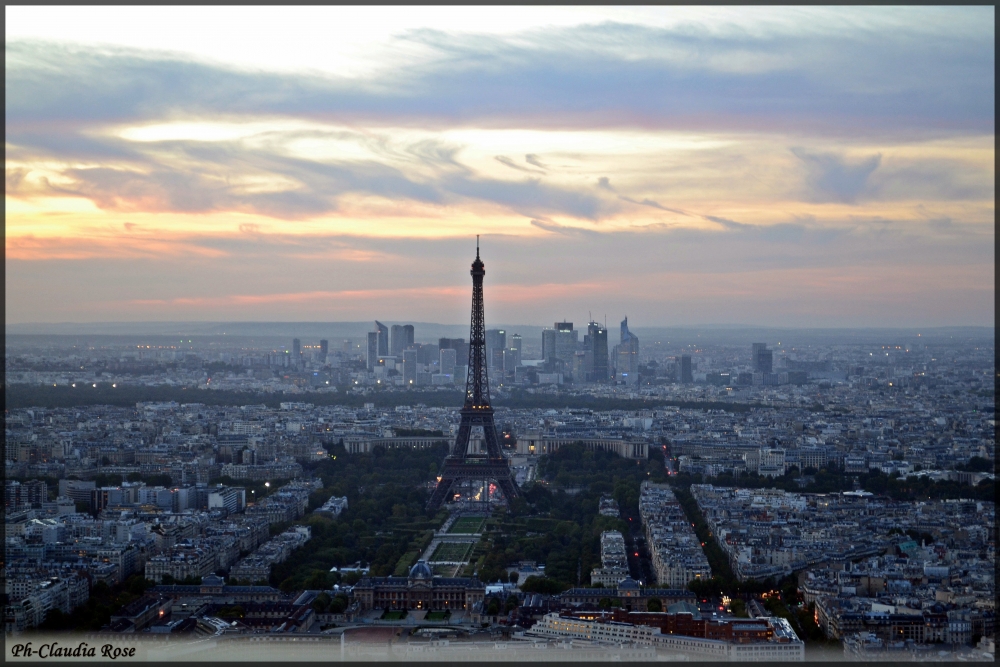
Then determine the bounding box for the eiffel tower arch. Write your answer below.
[427,239,519,510]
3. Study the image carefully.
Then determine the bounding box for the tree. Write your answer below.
[217,605,245,618]
[646,598,663,612]
[520,576,566,595]
[730,599,748,618]
[304,570,331,590]
[509,570,520,584]
[329,594,349,614]
[312,592,332,613]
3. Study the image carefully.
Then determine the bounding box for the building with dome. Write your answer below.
[351,560,485,612]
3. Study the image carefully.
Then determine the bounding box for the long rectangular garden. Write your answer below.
[429,541,473,562]
[447,515,486,534]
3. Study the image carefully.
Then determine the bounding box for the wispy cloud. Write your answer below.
[705,215,757,231]
[495,155,546,174]
[524,154,547,169]
[6,16,994,137]
[597,177,687,214]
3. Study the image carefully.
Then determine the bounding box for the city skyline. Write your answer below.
[6,6,995,327]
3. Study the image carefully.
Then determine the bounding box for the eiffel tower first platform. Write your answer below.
[426,240,519,510]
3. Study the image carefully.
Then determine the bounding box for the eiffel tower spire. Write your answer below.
[427,239,519,510]
[465,235,489,409]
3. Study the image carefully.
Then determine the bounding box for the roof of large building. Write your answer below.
[355,574,483,589]
[409,560,432,580]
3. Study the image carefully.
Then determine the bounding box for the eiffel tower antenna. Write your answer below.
[427,241,519,510]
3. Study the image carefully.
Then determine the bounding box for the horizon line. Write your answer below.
[6,321,994,331]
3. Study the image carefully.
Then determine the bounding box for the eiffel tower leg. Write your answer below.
[496,476,519,503]
[451,419,472,456]
[479,412,503,459]
[427,475,456,511]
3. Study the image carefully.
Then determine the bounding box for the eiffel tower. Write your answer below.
[427,239,519,510]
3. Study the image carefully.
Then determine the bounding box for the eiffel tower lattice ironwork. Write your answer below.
[427,239,519,510]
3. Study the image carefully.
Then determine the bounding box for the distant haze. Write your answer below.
[5,322,992,349]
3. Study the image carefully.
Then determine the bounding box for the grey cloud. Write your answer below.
[495,156,545,174]
[52,165,334,218]
[620,196,686,215]
[791,147,882,204]
[869,161,994,202]
[18,133,448,219]
[444,176,617,220]
[525,154,547,169]
[6,168,29,191]
[598,176,686,213]
[701,216,811,242]
[758,223,808,242]
[7,18,993,138]
[705,215,757,231]
[529,219,568,234]
[401,139,470,172]
[9,127,619,221]
[4,16,994,221]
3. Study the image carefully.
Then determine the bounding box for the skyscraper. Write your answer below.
[541,328,556,363]
[615,317,639,384]
[292,338,301,366]
[319,339,329,363]
[586,321,608,382]
[491,348,505,377]
[503,347,520,373]
[554,322,577,366]
[680,355,693,383]
[511,333,522,355]
[390,324,406,356]
[439,337,469,368]
[758,349,773,374]
[402,349,417,385]
[486,328,506,374]
[752,343,772,373]
[440,347,457,378]
[403,324,414,350]
[366,331,379,371]
[375,321,388,357]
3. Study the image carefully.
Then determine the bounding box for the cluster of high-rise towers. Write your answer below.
[357,317,641,387]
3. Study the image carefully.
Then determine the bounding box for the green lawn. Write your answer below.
[430,541,473,562]
[381,610,407,620]
[447,516,486,534]
[425,611,451,621]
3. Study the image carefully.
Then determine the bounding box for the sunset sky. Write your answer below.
[6,7,995,327]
